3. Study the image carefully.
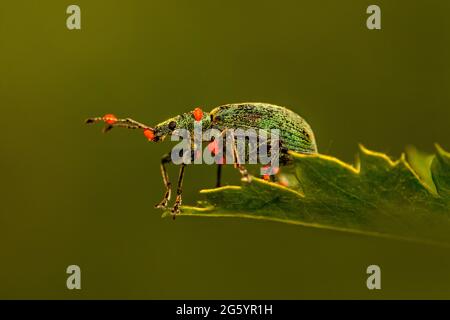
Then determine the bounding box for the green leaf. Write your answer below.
[167,145,450,245]
[432,144,450,200]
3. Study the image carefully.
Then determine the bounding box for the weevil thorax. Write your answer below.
[152,107,211,142]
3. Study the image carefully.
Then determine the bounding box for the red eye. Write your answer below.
[103,114,117,124]
[193,107,203,121]
[143,128,155,141]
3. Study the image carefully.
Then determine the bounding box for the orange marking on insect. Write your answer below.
[262,165,280,175]
[143,128,155,141]
[195,149,202,161]
[207,140,220,155]
[217,156,226,165]
[103,114,117,124]
[262,165,279,181]
[193,107,203,121]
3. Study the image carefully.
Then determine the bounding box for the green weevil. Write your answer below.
[86,102,317,215]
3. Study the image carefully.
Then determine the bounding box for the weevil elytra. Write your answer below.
[86,102,318,216]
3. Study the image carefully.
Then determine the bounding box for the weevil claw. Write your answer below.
[155,198,169,209]
[155,202,167,209]
[155,189,171,209]
[170,196,182,215]
[169,205,180,219]
[170,206,180,215]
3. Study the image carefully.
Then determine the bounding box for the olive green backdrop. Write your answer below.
[1,0,449,299]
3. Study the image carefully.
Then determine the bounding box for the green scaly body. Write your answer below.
[153,102,318,163]
[209,103,317,154]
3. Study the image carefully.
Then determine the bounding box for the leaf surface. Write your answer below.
[166,145,450,244]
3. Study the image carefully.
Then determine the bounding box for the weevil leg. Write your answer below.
[155,153,172,209]
[216,164,222,187]
[206,133,223,188]
[223,130,251,182]
[171,163,186,216]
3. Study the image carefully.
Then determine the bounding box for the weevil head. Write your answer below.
[150,107,211,142]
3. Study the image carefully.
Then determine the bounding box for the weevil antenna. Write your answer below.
[85,115,154,133]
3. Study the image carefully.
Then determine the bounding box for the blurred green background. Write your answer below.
[1,0,450,299]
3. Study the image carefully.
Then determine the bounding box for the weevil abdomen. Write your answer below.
[209,103,318,154]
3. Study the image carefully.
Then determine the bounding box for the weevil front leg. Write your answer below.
[155,153,172,209]
[155,153,188,217]
[171,163,186,216]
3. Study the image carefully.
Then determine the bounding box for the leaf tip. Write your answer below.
[434,144,449,158]
[358,143,368,153]
[399,152,407,162]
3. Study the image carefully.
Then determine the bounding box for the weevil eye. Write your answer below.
[168,121,177,131]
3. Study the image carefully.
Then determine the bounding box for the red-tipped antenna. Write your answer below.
[85,114,155,140]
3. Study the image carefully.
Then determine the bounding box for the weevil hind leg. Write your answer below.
[155,153,172,209]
